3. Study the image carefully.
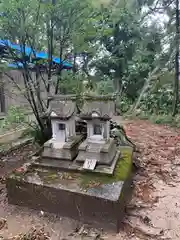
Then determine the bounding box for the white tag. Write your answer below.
[83,159,97,170]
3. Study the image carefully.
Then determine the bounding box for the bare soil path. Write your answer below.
[1,119,180,239]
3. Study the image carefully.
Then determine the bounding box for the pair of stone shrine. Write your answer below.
[7,94,133,232]
[39,95,120,175]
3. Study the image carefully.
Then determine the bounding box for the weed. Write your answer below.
[0,106,26,133]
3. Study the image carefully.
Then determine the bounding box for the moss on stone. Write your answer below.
[114,146,133,180]
[41,172,58,182]
[9,146,133,191]
[35,171,59,184]
[37,170,78,184]
[79,146,133,189]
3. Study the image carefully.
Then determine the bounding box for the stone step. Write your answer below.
[32,150,120,176]
[32,158,73,171]
[86,143,102,153]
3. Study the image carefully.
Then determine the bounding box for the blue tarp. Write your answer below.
[0,39,72,69]
[8,62,24,68]
[34,52,72,68]
[53,57,72,68]
[35,51,48,59]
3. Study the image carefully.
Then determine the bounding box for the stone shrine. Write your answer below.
[75,95,120,173]
[42,95,83,161]
[6,93,133,232]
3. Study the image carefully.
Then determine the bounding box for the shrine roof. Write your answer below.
[50,95,76,120]
[80,95,115,120]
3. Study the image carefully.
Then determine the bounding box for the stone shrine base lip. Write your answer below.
[6,167,132,232]
[32,150,121,176]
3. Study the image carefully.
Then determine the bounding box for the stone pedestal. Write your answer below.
[42,135,83,161]
[75,138,117,165]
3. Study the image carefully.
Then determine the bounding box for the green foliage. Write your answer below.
[91,0,163,101]
[96,80,114,95]
[116,96,133,113]
[0,106,26,133]
[95,81,132,113]
[0,0,94,141]
[0,0,178,132]
[150,114,174,125]
[59,72,84,95]
[27,124,43,144]
[140,86,173,115]
[27,123,51,145]
[132,112,180,128]
[6,106,26,124]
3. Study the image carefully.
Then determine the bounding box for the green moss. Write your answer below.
[80,146,133,189]
[37,170,78,184]
[9,146,133,190]
[80,173,112,189]
[114,146,133,180]
[37,171,59,183]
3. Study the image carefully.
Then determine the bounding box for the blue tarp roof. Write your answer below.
[53,57,72,68]
[0,39,72,69]
[34,52,72,68]
[35,51,48,59]
[8,62,24,68]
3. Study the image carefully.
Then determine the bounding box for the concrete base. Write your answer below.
[6,168,132,232]
[76,138,117,165]
[33,150,120,175]
[42,135,83,161]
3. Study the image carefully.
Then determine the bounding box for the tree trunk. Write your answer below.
[172,0,180,116]
[130,66,160,113]
[0,73,5,113]
[55,44,63,94]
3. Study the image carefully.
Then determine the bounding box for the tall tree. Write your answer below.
[91,0,163,101]
[172,0,180,116]
[0,0,92,142]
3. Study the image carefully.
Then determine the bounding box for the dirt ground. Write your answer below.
[1,119,180,239]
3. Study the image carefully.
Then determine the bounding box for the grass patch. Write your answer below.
[80,146,133,189]
[0,106,27,134]
[127,112,180,128]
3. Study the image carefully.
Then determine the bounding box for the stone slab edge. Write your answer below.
[6,173,133,232]
[32,150,120,176]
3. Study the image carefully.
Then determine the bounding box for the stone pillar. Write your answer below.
[105,121,110,140]
[69,118,76,137]
[103,122,107,139]
[51,120,57,140]
[87,122,92,139]
[66,121,70,139]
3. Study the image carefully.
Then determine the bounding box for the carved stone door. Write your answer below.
[57,123,66,142]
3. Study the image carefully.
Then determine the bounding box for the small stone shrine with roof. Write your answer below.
[42,95,83,161]
[6,93,134,232]
[75,95,120,174]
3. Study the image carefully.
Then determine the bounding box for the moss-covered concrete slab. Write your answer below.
[6,146,133,232]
